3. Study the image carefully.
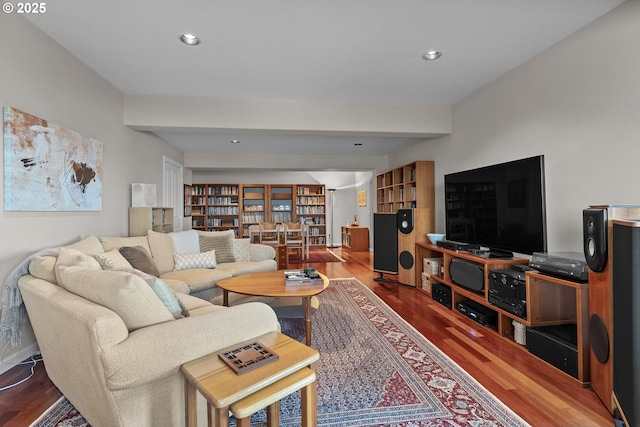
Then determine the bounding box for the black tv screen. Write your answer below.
[444,155,547,255]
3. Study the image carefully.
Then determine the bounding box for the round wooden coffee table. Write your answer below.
[218,270,329,346]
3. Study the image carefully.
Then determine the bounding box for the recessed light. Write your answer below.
[422,50,441,60]
[230,139,240,144]
[180,34,200,45]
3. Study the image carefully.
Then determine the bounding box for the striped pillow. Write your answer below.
[198,230,236,263]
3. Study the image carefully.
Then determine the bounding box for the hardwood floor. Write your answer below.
[0,248,613,426]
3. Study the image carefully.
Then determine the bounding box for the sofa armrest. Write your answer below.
[249,244,276,262]
[18,275,130,393]
[101,302,280,390]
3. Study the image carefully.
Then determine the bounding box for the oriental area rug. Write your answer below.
[31,278,530,427]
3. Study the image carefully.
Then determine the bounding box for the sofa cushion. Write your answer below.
[100,236,151,253]
[57,266,174,331]
[216,260,278,277]
[250,244,277,262]
[64,234,104,255]
[29,256,58,284]
[54,247,102,285]
[147,230,175,274]
[94,249,134,271]
[233,238,251,262]
[160,268,234,294]
[174,250,216,271]
[119,246,160,277]
[198,230,236,263]
[170,230,200,253]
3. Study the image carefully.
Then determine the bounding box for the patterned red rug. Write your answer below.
[288,250,345,264]
[31,279,530,427]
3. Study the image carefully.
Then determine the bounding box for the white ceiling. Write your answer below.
[26,0,624,156]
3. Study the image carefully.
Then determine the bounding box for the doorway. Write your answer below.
[163,156,183,232]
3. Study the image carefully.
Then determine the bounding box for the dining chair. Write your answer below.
[259,222,280,245]
[284,222,305,258]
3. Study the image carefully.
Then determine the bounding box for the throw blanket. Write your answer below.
[0,248,60,348]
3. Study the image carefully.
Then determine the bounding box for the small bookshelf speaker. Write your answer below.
[131,183,157,207]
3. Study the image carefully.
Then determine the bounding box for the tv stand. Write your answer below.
[415,242,590,386]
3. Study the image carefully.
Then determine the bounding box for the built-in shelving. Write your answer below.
[189,183,326,244]
[129,207,174,236]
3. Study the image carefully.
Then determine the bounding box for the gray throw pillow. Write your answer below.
[119,246,160,277]
[199,231,236,263]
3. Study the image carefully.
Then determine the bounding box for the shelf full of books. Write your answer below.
[189,183,326,244]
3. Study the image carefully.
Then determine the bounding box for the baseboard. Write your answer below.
[0,342,40,376]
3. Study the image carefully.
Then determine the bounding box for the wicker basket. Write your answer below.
[512,320,526,345]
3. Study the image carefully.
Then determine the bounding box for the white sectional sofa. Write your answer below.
[16,229,282,427]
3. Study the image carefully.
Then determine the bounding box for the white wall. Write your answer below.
[391,0,640,253]
[0,15,183,370]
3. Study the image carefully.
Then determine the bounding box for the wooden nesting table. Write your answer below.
[218,270,329,346]
[182,331,319,427]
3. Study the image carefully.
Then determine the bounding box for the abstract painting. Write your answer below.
[3,107,103,211]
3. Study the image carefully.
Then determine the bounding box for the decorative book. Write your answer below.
[218,342,279,375]
[284,269,323,286]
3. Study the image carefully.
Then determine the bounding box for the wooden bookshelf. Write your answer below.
[189,183,326,244]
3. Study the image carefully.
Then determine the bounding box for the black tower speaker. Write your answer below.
[373,213,398,274]
[584,208,608,272]
[397,209,414,234]
[613,221,640,427]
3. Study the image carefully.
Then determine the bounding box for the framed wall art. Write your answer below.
[3,106,103,211]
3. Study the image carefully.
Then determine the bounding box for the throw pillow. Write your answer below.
[54,247,101,285]
[94,249,134,271]
[174,250,216,271]
[170,230,200,253]
[99,235,151,253]
[64,234,104,255]
[233,238,251,262]
[198,230,236,263]
[29,256,57,284]
[57,266,174,331]
[119,246,160,277]
[114,267,189,318]
[146,230,175,274]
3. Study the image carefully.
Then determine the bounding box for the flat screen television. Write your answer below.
[444,155,547,256]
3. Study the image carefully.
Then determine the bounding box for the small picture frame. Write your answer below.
[358,190,367,207]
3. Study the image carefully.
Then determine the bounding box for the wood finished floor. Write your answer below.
[0,248,613,427]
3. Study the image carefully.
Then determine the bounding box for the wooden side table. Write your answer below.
[274,244,289,270]
[181,332,319,427]
[341,226,369,252]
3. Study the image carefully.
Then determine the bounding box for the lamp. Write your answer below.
[327,188,337,248]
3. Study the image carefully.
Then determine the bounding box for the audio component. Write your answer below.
[488,268,527,319]
[131,183,157,207]
[612,220,640,427]
[456,300,497,327]
[584,208,608,272]
[529,251,588,282]
[450,258,484,292]
[431,282,452,309]
[397,208,431,286]
[373,213,398,275]
[526,325,578,379]
[584,205,640,414]
[397,209,414,234]
[436,239,475,251]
